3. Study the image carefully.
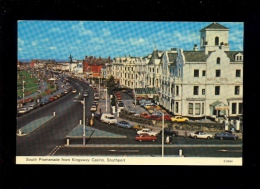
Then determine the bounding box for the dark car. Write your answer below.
[94,113,102,120]
[159,128,179,137]
[215,132,239,140]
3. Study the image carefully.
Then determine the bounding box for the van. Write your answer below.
[100,113,117,124]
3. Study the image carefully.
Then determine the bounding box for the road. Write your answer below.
[16,77,242,157]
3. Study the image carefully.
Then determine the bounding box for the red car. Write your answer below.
[134,134,157,142]
[144,115,161,120]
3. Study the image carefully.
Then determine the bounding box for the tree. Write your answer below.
[106,75,116,94]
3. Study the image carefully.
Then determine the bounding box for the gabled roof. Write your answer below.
[200,22,229,32]
[167,52,178,62]
[148,49,161,65]
[183,51,209,62]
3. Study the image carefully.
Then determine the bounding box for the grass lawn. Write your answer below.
[17,71,39,97]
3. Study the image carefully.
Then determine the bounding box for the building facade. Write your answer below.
[109,22,243,119]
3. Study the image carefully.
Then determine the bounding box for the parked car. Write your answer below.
[139,112,149,118]
[100,113,117,124]
[135,134,157,142]
[171,116,189,122]
[18,107,30,114]
[28,104,39,110]
[215,132,239,140]
[83,92,88,97]
[94,113,102,120]
[144,115,161,120]
[189,131,214,139]
[64,90,68,94]
[72,89,77,93]
[132,124,146,131]
[90,105,97,112]
[115,121,132,129]
[49,97,54,102]
[137,128,158,136]
[159,128,179,137]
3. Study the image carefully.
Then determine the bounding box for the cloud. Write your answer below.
[49,27,62,33]
[32,41,37,46]
[102,28,111,36]
[49,46,57,50]
[129,37,147,45]
[41,38,49,42]
[72,21,93,36]
[18,38,25,46]
[90,37,105,44]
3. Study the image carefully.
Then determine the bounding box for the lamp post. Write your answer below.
[99,76,100,97]
[104,88,107,113]
[162,112,164,157]
[22,80,25,104]
[82,98,86,145]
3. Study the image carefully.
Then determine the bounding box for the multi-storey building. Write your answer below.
[110,22,243,119]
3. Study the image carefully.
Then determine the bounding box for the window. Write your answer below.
[202,70,206,76]
[236,70,241,77]
[202,103,204,114]
[175,102,179,113]
[235,86,240,95]
[216,57,220,64]
[194,70,199,77]
[153,68,154,72]
[202,89,205,95]
[178,68,181,77]
[232,103,236,114]
[157,68,158,73]
[215,86,220,95]
[195,103,200,115]
[176,86,179,96]
[216,70,221,77]
[215,37,219,45]
[193,86,199,95]
[239,103,243,114]
[188,103,193,114]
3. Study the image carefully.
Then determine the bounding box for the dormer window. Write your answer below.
[235,53,243,61]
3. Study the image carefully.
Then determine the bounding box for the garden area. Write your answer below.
[17,71,38,97]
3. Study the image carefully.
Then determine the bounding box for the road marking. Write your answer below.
[49,146,61,156]
[216,149,242,152]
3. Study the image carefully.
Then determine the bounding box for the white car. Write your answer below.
[189,131,214,139]
[100,113,117,124]
[18,108,29,114]
[72,89,77,93]
[90,105,97,112]
[137,128,158,136]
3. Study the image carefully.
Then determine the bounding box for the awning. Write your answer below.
[210,101,229,110]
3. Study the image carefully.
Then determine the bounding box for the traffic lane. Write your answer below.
[53,146,242,157]
[16,100,83,156]
[17,91,77,128]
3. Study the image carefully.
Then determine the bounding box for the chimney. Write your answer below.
[193,44,198,51]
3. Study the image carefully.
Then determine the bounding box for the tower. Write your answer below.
[200,22,230,54]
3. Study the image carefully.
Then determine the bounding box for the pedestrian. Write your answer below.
[169,136,173,144]
[165,135,169,144]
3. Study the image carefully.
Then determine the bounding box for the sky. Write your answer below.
[18,21,244,60]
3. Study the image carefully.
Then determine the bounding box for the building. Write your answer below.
[110,22,243,119]
[168,22,243,119]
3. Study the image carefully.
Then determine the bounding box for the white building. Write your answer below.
[160,22,243,119]
[110,22,243,119]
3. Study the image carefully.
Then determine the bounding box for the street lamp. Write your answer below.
[162,112,164,157]
[99,76,100,97]
[104,88,107,113]
[22,80,25,104]
[81,98,86,145]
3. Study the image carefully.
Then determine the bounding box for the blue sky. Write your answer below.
[18,21,243,60]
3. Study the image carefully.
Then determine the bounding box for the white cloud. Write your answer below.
[41,38,49,42]
[72,21,93,36]
[32,41,37,46]
[129,37,146,45]
[49,46,57,50]
[102,28,111,36]
[111,38,126,45]
[18,47,23,51]
[18,38,25,46]
[90,37,105,44]
[49,27,62,33]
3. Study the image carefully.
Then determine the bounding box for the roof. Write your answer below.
[225,51,244,61]
[167,52,178,62]
[200,22,229,32]
[183,51,209,62]
[148,49,161,65]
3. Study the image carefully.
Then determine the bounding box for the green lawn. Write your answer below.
[17,71,39,97]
